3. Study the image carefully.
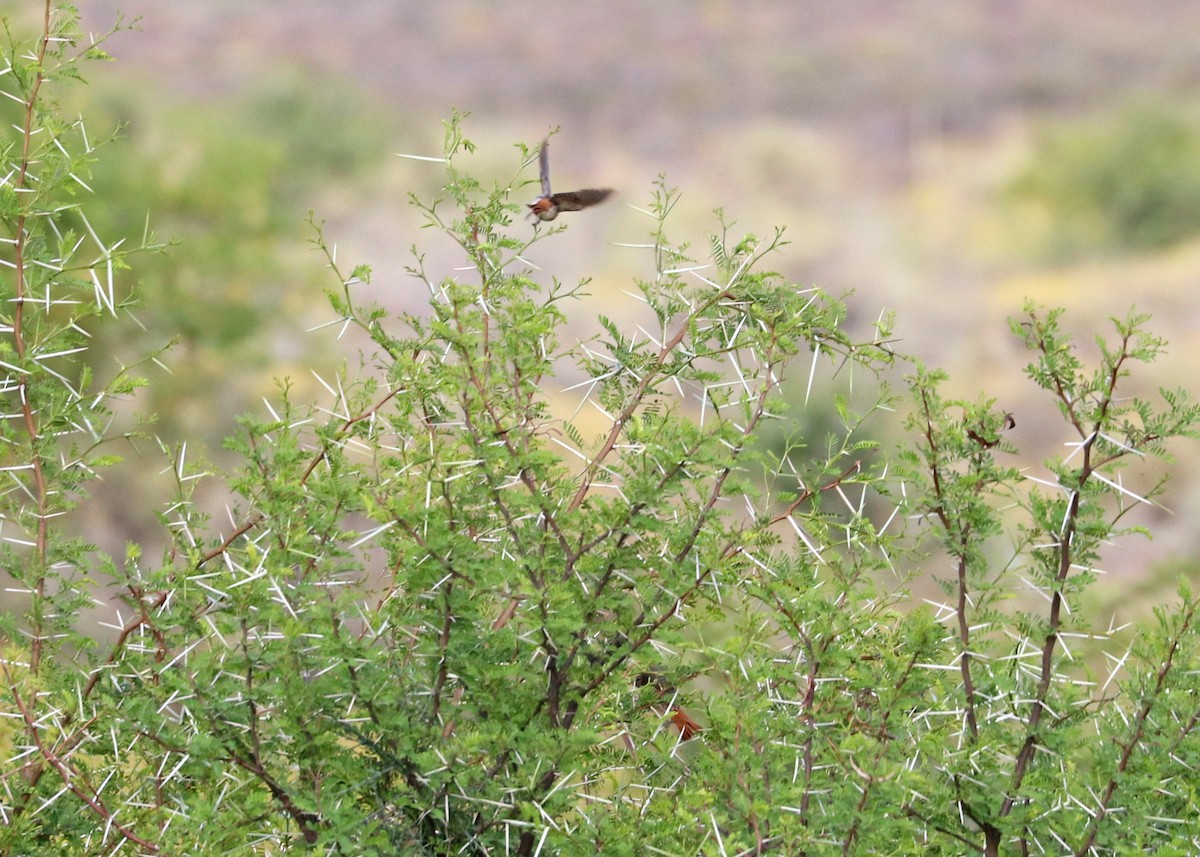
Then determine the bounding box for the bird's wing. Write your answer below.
[552,188,614,212]
[539,139,552,197]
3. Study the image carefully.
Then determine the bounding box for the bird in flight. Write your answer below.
[528,139,613,222]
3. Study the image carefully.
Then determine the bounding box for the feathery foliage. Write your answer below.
[2,8,1200,856]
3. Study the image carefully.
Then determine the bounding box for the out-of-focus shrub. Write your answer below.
[1010,102,1200,257]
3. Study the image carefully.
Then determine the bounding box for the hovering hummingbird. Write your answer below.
[527,139,613,222]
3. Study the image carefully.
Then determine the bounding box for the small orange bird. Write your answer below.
[669,706,703,741]
[635,672,703,741]
[528,138,613,222]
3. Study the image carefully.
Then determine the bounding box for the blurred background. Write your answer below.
[39,1,1200,603]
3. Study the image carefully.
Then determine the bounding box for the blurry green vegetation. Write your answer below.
[6,7,1200,849]
[1009,101,1200,259]
[80,74,397,448]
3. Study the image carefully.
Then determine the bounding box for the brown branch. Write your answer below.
[902,804,986,854]
[571,345,796,701]
[452,308,572,558]
[1002,338,1131,815]
[12,0,55,678]
[225,747,322,845]
[431,584,454,724]
[1000,477,1083,817]
[916,385,982,741]
[565,319,693,515]
[798,636,819,824]
[3,7,76,807]
[198,385,401,567]
[839,653,919,854]
[1074,596,1198,856]
[2,662,162,852]
[765,459,863,528]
